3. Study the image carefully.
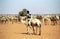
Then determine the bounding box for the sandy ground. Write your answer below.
[0,22,60,39]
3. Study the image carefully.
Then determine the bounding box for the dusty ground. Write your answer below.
[0,22,60,39]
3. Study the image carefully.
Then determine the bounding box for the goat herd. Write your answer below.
[0,15,21,24]
[0,15,60,35]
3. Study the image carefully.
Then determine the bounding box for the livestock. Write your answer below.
[0,16,8,24]
[49,16,58,25]
[36,15,43,22]
[43,17,51,25]
[24,18,41,35]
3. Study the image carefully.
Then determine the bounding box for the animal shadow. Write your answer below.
[21,32,40,36]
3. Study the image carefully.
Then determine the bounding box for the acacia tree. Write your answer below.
[18,9,29,16]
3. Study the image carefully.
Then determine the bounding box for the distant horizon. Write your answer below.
[0,0,60,14]
[0,13,60,14]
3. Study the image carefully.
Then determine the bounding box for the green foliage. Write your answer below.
[18,9,29,16]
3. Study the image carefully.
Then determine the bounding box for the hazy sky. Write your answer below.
[0,0,60,14]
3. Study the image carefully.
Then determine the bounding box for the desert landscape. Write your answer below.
[0,15,60,39]
[0,0,60,39]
